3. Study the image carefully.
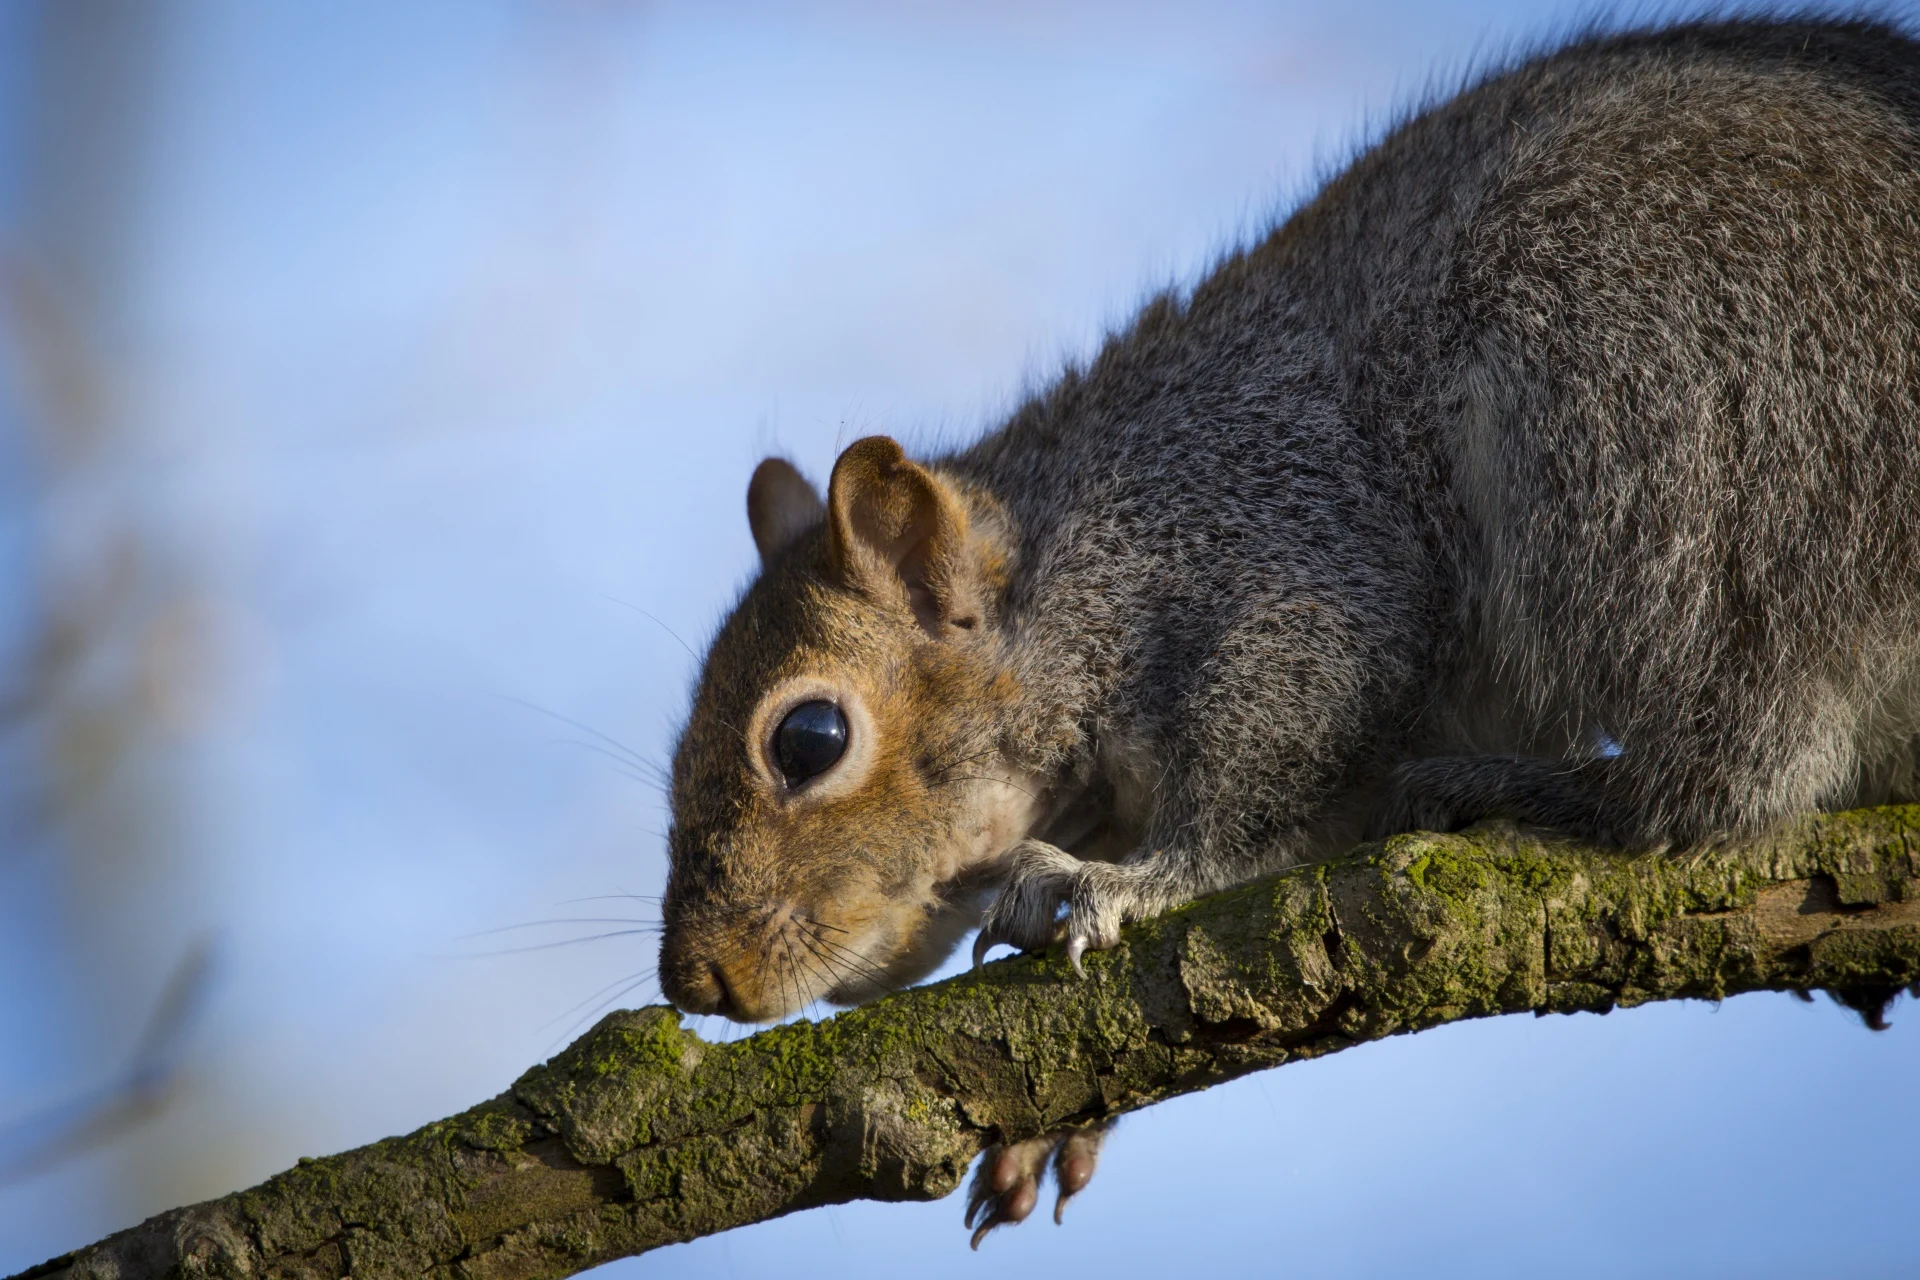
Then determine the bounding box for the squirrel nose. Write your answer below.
[659,931,747,1018]
[705,962,740,1020]
[659,913,790,1021]
[661,956,734,1018]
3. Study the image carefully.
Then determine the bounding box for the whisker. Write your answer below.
[539,967,663,1032]
[551,970,661,1046]
[768,924,793,1022]
[779,932,808,1023]
[494,694,670,781]
[791,937,820,1018]
[920,738,1043,802]
[929,771,1040,801]
[550,740,669,791]
[795,932,857,997]
[792,920,898,995]
[556,892,666,907]
[924,744,1000,781]
[457,917,662,940]
[802,937,897,1005]
[792,919,879,966]
[596,593,701,664]
[787,919,851,980]
[794,936,825,1013]
[812,937,895,989]
[463,928,662,957]
[758,917,789,1025]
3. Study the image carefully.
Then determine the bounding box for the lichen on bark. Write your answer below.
[19,807,1920,1280]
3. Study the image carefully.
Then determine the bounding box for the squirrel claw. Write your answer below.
[971,929,996,971]
[1057,1138,1098,1193]
[963,1123,1114,1245]
[1052,1129,1100,1222]
[980,841,1165,972]
[965,1138,1046,1247]
[967,1178,1037,1249]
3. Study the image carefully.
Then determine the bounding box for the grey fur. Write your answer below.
[942,15,1920,953]
[662,15,1920,984]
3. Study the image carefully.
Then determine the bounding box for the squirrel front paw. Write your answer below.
[974,841,1166,973]
[963,1122,1110,1247]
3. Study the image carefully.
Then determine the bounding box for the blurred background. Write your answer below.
[1,2,1917,1275]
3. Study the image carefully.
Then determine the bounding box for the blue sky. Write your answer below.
[1,2,1915,1275]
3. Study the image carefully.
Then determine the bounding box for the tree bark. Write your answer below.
[19,808,1920,1280]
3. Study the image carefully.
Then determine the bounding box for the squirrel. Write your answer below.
[657,16,1920,1244]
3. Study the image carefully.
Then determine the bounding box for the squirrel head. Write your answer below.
[659,436,1038,1022]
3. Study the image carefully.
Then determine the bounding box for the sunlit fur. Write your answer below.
[664,16,1920,1020]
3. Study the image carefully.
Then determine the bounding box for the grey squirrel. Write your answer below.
[657,16,1920,1243]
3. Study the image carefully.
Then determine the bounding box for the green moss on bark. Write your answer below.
[19,808,1920,1280]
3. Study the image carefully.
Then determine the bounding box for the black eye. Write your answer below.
[773,700,848,786]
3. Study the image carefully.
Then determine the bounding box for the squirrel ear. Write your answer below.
[826,436,982,637]
[747,458,826,565]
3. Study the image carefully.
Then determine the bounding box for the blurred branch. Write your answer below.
[17,809,1920,1280]
[0,940,214,1187]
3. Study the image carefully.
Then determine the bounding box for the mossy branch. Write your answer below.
[20,808,1920,1280]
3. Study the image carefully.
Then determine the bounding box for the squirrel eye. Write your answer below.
[773,700,848,786]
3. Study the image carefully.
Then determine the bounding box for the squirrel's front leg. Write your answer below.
[975,839,1230,971]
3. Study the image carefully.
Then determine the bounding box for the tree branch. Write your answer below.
[20,808,1920,1280]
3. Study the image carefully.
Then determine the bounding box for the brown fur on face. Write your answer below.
[659,440,1038,1022]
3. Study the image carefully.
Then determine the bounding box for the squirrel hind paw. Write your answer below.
[965,1137,1049,1247]
[965,1124,1113,1245]
[1050,1127,1104,1223]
